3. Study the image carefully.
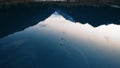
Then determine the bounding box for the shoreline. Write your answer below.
[0,1,120,8]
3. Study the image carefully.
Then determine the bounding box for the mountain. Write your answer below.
[0,11,120,68]
[0,4,120,39]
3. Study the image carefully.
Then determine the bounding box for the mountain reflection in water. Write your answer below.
[0,12,120,68]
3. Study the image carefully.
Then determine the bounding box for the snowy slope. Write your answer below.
[0,11,120,68]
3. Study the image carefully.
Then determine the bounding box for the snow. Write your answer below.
[0,11,120,68]
[36,11,120,47]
